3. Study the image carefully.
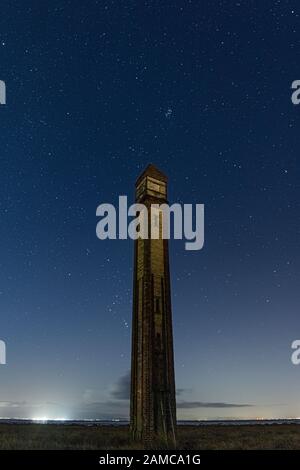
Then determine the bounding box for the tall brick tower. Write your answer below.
[130,164,176,447]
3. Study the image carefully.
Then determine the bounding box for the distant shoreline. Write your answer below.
[0,418,299,426]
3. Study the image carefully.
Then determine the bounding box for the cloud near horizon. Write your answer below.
[110,371,253,409]
[0,372,253,420]
[177,401,252,409]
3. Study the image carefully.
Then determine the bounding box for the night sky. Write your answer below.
[0,1,300,421]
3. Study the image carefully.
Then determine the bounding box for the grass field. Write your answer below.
[0,424,299,450]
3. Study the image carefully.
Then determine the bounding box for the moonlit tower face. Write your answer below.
[130,164,177,446]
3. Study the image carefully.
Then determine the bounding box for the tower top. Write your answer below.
[135,164,168,187]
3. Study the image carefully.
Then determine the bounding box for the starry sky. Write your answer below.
[0,1,300,421]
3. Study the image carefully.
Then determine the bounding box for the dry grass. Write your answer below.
[177,424,300,450]
[0,424,299,450]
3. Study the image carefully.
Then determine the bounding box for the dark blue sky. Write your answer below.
[0,0,300,420]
